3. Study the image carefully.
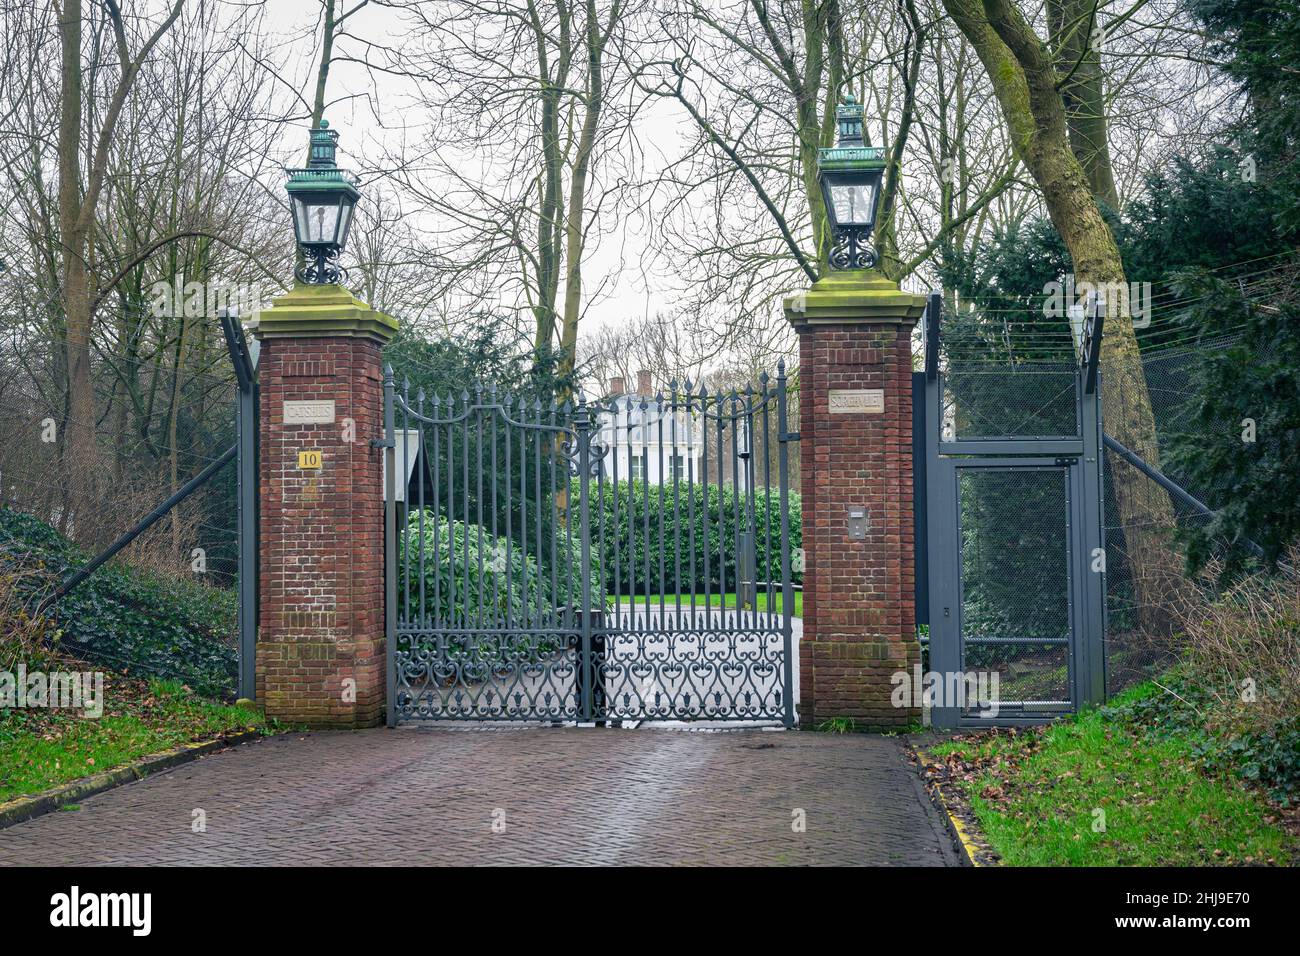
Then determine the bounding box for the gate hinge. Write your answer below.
[780,431,801,442]
[370,438,395,450]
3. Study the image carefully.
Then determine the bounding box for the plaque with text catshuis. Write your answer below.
[283,400,336,425]
[828,389,884,414]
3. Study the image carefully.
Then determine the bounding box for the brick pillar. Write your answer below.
[251,284,397,727]
[784,271,926,729]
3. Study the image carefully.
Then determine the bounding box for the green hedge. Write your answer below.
[401,512,547,622]
[578,479,801,597]
[400,510,599,620]
[0,508,237,698]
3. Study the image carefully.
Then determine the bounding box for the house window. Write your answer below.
[671,454,687,481]
[630,453,648,481]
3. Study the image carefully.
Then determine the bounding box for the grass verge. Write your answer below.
[0,671,277,802]
[920,683,1298,866]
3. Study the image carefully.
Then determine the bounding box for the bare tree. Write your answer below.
[630,0,1025,366]
[57,0,186,523]
[370,0,641,382]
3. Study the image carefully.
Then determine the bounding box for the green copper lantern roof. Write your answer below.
[818,145,887,169]
[286,119,360,199]
[819,93,886,170]
[285,167,360,197]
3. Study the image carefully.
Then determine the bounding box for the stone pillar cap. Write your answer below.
[784,269,927,328]
[250,282,398,343]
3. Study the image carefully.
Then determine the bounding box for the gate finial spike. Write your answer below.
[777,357,786,374]
[383,364,394,385]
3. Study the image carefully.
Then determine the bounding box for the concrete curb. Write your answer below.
[928,782,985,867]
[0,730,264,832]
[904,734,999,867]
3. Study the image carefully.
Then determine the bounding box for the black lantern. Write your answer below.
[817,94,886,270]
[285,120,360,284]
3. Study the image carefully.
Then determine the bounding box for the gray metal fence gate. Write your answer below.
[382,367,798,726]
[921,295,1106,728]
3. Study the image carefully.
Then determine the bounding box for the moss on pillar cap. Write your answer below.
[250,282,398,343]
[784,269,927,327]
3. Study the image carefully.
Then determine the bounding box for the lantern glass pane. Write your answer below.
[337,202,353,249]
[292,196,309,243]
[303,199,340,243]
[829,181,875,226]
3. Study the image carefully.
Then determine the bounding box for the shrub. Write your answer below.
[579,479,801,596]
[402,511,554,623]
[0,565,60,673]
[1198,717,1300,807]
[0,507,237,697]
[1105,557,1300,806]
[1176,551,1300,733]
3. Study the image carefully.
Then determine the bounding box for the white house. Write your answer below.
[595,370,752,489]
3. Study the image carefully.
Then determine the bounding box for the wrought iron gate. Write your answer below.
[921,295,1106,728]
[382,366,798,726]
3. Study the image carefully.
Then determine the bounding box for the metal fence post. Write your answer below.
[776,361,796,728]
[218,308,259,703]
[575,399,595,723]
[236,378,258,702]
[384,366,398,728]
[1080,371,1107,707]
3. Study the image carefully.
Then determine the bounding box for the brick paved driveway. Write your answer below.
[0,728,958,866]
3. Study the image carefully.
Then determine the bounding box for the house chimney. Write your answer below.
[636,369,652,396]
[609,376,625,396]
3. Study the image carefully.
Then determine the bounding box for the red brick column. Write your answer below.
[252,285,396,727]
[785,273,925,729]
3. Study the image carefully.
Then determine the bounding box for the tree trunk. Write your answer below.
[167,314,189,564]
[1049,0,1119,208]
[311,0,336,131]
[58,0,99,536]
[558,0,616,382]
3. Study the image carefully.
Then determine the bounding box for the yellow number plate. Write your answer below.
[297,450,323,469]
